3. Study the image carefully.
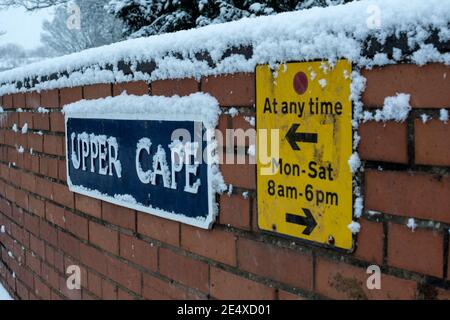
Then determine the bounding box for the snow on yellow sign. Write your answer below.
[256,60,353,250]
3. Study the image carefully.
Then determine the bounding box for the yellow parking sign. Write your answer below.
[256,60,353,250]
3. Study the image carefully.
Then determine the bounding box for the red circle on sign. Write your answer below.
[293,72,308,95]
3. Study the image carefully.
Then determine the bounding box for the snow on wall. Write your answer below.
[0,0,449,95]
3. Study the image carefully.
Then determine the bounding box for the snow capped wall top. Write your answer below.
[0,0,449,95]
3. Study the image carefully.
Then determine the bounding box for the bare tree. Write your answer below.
[40,0,124,55]
[0,0,67,10]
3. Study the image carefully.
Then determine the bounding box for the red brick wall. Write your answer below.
[0,64,449,300]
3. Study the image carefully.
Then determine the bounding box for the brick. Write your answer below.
[13,93,26,109]
[45,244,55,266]
[34,276,51,300]
[65,210,88,240]
[181,225,236,266]
[229,114,256,147]
[15,188,28,210]
[43,135,64,156]
[238,238,313,290]
[80,243,107,275]
[58,159,67,182]
[118,288,135,300]
[34,177,53,200]
[219,194,251,230]
[102,202,135,231]
[220,155,255,190]
[436,287,450,300]
[40,157,58,179]
[41,90,59,108]
[159,248,209,292]
[137,212,180,246]
[33,113,50,131]
[0,198,12,217]
[41,263,59,290]
[87,271,102,297]
[21,171,36,193]
[142,274,200,300]
[278,290,306,300]
[57,230,81,259]
[26,251,41,274]
[152,78,198,96]
[24,212,40,236]
[415,119,450,166]
[202,73,255,107]
[210,267,276,300]
[362,63,450,108]
[0,164,10,181]
[45,202,65,228]
[216,114,229,145]
[89,221,119,254]
[19,112,33,128]
[119,234,157,271]
[4,184,15,203]
[6,113,17,127]
[113,81,149,96]
[52,183,74,208]
[102,279,118,300]
[104,255,141,294]
[60,87,82,107]
[354,219,384,265]
[28,134,43,153]
[53,250,64,273]
[388,223,443,278]
[50,112,65,133]
[4,131,15,148]
[315,257,417,299]
[26,92,40,109]
[365,170,450,224]
[358,121,408,164]
[16,281,29,300]
[75,194,101,218]
[82,290,97,300]
[59,275,81,300]
[3,95,13,109]
[40,221,58,247]
[84,84,112,99]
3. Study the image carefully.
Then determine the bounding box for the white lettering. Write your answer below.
[70,132,81,169]
[184,142,201,194]
[136,138,152,184]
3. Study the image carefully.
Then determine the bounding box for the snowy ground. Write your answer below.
[0,282,13,300]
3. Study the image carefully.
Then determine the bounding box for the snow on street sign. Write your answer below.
[256,60,353,249]
[64,94,220,229]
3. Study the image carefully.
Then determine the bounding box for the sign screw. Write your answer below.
[327,235,335,245]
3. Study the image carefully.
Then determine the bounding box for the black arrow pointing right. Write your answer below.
[286,208,317,235]
[285,123,318,151]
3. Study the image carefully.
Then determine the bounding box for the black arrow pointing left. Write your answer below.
[285,123,318,151]
[286,208,317,235]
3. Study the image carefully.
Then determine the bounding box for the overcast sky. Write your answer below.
[0,6,54,49]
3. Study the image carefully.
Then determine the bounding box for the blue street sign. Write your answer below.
[64,95,219,229]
